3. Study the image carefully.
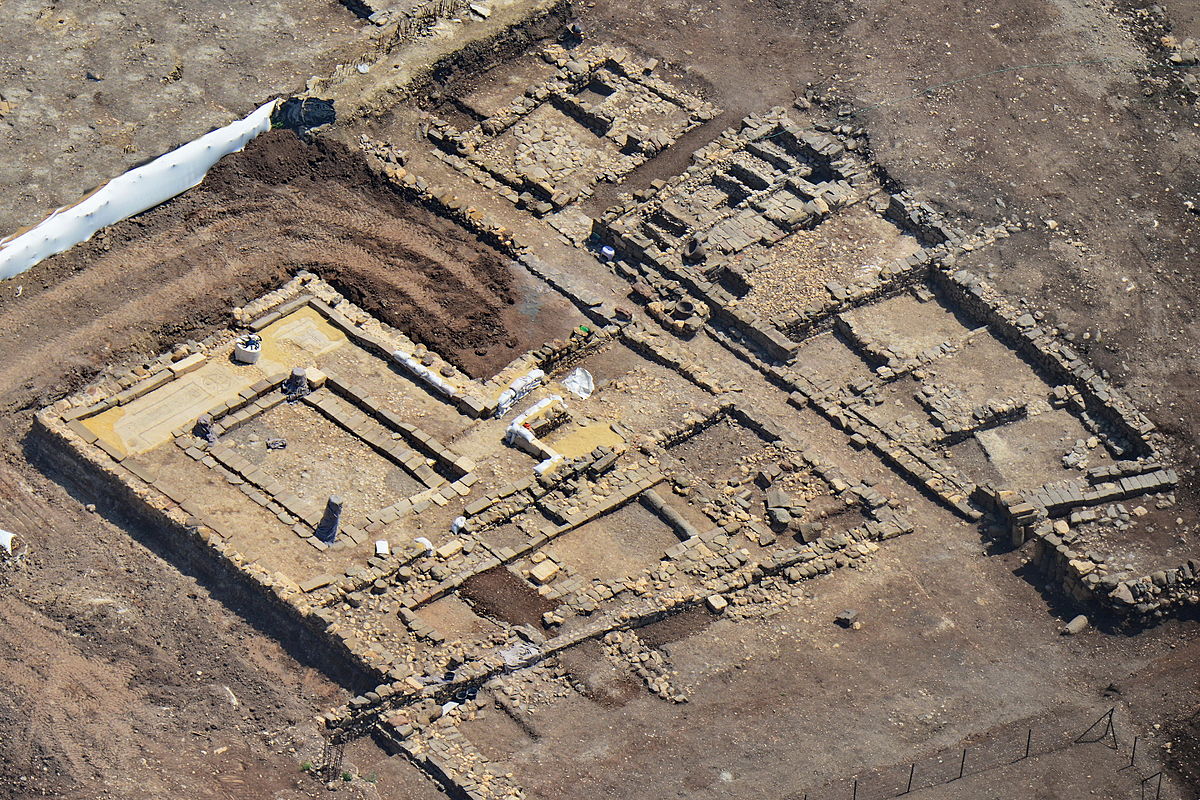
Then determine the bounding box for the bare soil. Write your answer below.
[0,0,365,236]
[481,527,1196,800]
[0,463,367,800]
[1,0,1199,796]
[459,565,558,627]
[667,418,770,485]
[545,501,681,582]
[0,129,566,413]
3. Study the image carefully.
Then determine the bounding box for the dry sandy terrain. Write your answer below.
[0,0,1198,798]
[0,0,366,235]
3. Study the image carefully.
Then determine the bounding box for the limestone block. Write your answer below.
[530,560,560,585]
[705,594,728,613]
[169,353,206,376]
[435,539,464,560]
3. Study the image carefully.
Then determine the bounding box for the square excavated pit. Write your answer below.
[453,51,559,119]
[459,565,560,628]
[417,42,716,214]
[216,400,427,526]
[665,415,774,487]
[959,409,1115,490]
[418,593,502,641]
[739,205,924,319]
[478,103,624,195]
[790,329,878,387]
[839,290,980,363]
[541,501,679,583]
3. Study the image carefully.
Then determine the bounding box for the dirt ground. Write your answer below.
[0,462,372,800]
[486,526,1195,800]
[0,129,575,400]
[0,0,368,237]
[0,0,1198,797]
[576,0,1200,495]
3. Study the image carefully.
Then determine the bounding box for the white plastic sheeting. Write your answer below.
[504,395,566,476]
[560,367,594,400]
[0,99,279,281]
[534,454,564,474]
[495,368,545,418]
[504,420,537,448]
[0,529,14,555]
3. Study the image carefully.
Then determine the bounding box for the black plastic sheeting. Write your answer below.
[272,97,337,133]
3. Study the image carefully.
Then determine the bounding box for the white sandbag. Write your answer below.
[504,395,563,446]
[392,350,459,397]
[0,529,14,555]
[534,454,564,474]
[560,367,594,399]
[495,368,545,417]
[504,422,537,447]
[0,99,279,280]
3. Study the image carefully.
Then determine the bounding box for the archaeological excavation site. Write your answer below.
[1,0,1199,798]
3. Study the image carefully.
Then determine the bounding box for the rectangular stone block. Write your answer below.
[299,573,336,592]
[67,419,99,444]
[170,353,206,376]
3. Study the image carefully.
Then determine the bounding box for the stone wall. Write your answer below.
[28,412,378,691]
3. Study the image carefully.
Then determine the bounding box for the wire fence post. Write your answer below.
[900,762,915,795]
[1121,736,1139,771]
[1141,772,1163,800]
[1075,707,1119,750]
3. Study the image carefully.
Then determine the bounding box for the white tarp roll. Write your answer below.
[0,99,279,280]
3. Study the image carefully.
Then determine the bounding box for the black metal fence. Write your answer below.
[783,707,1187,800]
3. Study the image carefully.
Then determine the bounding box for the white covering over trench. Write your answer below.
[559,367,594,400]
[0,99,279,280]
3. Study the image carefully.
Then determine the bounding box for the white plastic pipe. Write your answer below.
[0,99,278,280]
